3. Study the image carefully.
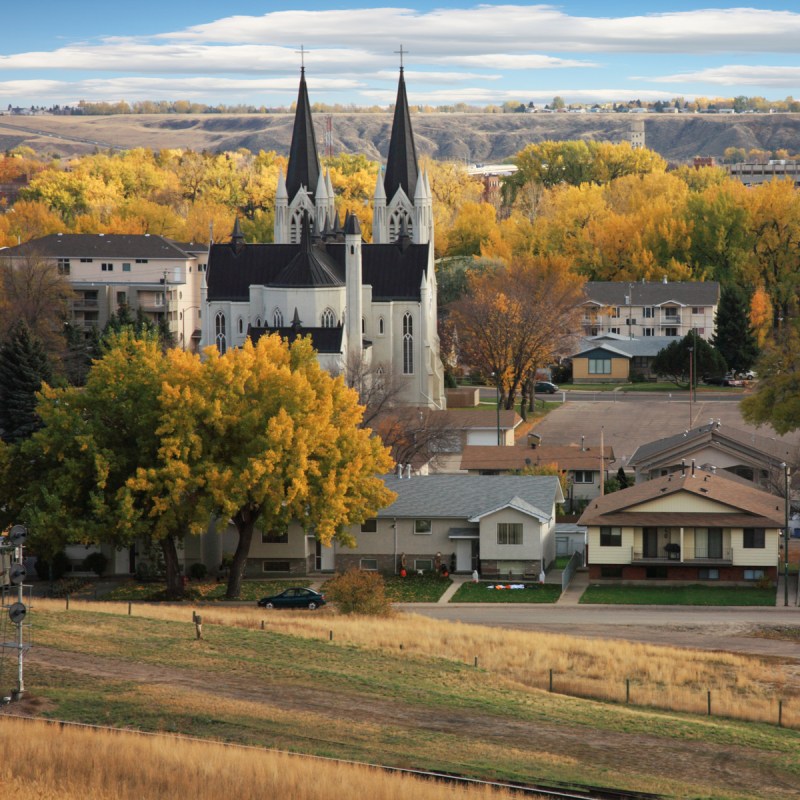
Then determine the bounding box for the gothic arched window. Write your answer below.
[378,317,385,336]
[237,317,243,335]
[402,312,413,374]
[215,312,227,354]
[273,308,284,328]
[321,308,336,328]
[389,209,413,242]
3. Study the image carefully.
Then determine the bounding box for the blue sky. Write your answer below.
[2,2,799,108]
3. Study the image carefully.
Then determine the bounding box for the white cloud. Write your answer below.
[646,65,800,87]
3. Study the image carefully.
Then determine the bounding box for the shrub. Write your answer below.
[82,551,109,576]
[325,568,392,616]
[189,562,208,581]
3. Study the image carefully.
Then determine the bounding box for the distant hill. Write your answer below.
[1,111,799,164]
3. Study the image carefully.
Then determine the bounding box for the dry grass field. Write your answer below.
[7,599,799,799]
[0,717,525,800]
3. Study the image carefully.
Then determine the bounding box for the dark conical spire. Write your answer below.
[286,67,321,202]
[231,217,245,253]
[383,67,419,203]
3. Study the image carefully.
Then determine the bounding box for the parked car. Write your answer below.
[534,381,559,394]
[257,587,326,610]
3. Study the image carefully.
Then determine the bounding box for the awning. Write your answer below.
[448,527,479,539]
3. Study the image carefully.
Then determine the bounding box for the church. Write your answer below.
[201,65,446,409]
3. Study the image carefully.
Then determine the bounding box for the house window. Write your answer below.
[692,307,704,314]
[588,358,611,374]
[665,327,678,337]
[403,312,413,374]
[273,308,283,327]
[361,518,377,533]
[321,308,336,327]
[609,327,620,335]
[643,307,654,318]
[116,291,127,306]
[572,470,594,483]
[80,258,93,263]
[261,529,288,544]
[135,258,148,264]
[643,328,654,336]
[497,522,523,545]
[414,519,432,534]
[414,558,433,572]
[610,307,620,318]
[122,262,131,272]
[101,262,113,271]
[378,317,385,335]
[215,312,227,354]
[262,560,290,573]
[743,528,765,548]
[237,317,244,334]
[359,558,378,571]
[600,526,622,546]
[57,258,70,275]
[698,568,719,580]
[744,569,765,581]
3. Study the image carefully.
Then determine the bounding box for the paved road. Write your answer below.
[398,603,800,658]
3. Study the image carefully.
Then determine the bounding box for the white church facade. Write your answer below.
[201,66,446,409]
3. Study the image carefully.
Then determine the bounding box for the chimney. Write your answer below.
[396,463,403,479]
[581,435,585,452]
[405,464,412,479]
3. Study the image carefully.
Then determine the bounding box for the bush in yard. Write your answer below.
[82,551,109,576]
[325,568,392,616]
[189,562,208,581]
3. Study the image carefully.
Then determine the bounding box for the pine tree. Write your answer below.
[0,321,53,443]
[712,286,759,373]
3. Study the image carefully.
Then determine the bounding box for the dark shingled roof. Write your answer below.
[383,68,419,203]
[0,233,195,260]
[248,325,343,354]
[273,214,343,288]
[286,68,321,202]
[584,281,720,307]
[206,239,430,301]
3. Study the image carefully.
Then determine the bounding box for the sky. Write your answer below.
[1,2,799,108]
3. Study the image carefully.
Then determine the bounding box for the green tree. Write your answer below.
[741,325,800,434]
[711,286,759,373]
[651,333,727,387]
[0,321,53,443]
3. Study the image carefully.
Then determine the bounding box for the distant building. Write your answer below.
[727,160,800,187]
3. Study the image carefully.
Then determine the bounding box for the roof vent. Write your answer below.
[699,487,708,493]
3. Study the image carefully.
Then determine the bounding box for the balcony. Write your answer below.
[631,546,732,564]
[660,315,681,326]
[70,298,99,310]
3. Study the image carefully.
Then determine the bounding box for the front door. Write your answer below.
[455,540,472,572]
[643,527,659,558]
[708,528,723,559]
[315,540,335,572]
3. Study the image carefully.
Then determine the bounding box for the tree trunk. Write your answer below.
[226,508,257,599]
[161,535,184,599]
[519,384,528,421]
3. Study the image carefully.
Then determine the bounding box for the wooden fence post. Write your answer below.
[626,678,630,704]
[194,614,203,640]
[707,690,711,716]
[549,669,553,692]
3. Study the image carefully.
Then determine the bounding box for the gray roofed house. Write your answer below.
[580,280,719,342]
[570,334,676,383]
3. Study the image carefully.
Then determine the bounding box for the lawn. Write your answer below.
[580,584,777,606]
[450,581,561,603]
[382,574,452,602]
[102,578,310,603]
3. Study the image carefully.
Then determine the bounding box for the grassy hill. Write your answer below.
[1,111,799,164]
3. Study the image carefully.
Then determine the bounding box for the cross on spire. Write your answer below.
[395,45,407,70]
[296,44,307,70]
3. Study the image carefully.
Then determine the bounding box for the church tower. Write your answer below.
[373,65,432,245]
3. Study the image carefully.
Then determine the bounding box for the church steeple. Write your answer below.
[383,64,419,204]
[286,67,321,202]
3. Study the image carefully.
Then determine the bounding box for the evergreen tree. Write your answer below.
[0,321,53,443]
[652,332,727,388]
[711,286,759,373]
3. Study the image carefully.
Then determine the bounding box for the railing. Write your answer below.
[631,547,733,563]
[70,298,99,309]
[660,315,681,325]
[561,550,583,593]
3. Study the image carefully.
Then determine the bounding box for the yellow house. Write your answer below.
[571,335,676,383]
[579,468,783,584]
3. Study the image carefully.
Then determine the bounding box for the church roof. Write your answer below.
[248,325,343,354]
[206,240,430,301]
[383,68,419,203]
[285,68,321,202]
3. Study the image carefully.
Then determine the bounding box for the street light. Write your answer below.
[491,372,501,446]
[782,462,790,607]
[688,345,694,427]
[181,305,200,352]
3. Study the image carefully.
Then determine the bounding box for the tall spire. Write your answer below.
[383,63,419,203]
[286,67,321,202]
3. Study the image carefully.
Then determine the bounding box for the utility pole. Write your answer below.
[783,463,791,607]
[1,525,30,701]
[688,346,694,428]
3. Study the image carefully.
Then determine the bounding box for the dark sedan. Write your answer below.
[534,381,559,394]
[257,587,326,610]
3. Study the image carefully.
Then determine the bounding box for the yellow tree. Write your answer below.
[750,287,773,347]
[146,335,395,598]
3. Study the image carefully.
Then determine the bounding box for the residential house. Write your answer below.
[628,421,797,489]
[581,280,719,341]
[0,233,207,350]
[459,441,615,508]
[570,334,675,383]
[579,468,783,583]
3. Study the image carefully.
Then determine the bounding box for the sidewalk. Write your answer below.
[438,575,469,604]
[556,570,588,605]
[775,573,800,607]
